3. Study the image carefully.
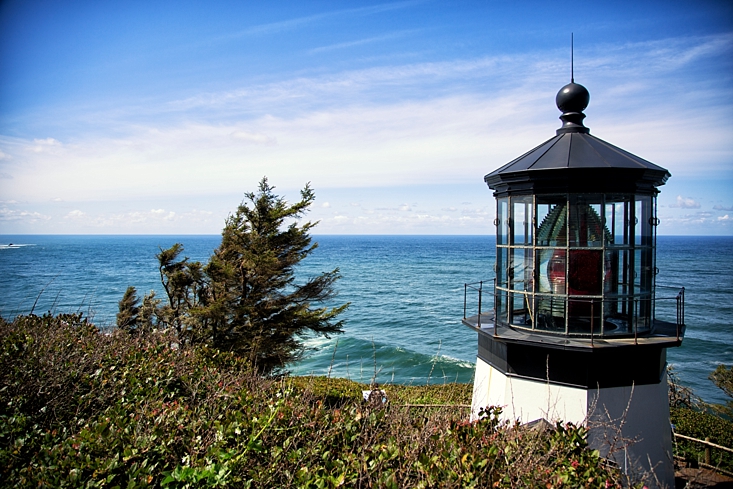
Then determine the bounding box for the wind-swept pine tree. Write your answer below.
[117,177,347,374]
[710,364,733,417]
[117,286,162,335]
[203,178,347,373]
[116,286,140,332]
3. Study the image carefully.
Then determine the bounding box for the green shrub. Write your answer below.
[671,406,733,472]
[1,314,627,488]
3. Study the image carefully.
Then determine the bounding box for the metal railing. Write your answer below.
[463,281,685,340]
[463,279,493,328]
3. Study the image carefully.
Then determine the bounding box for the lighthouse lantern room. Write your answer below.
[463,80,686,487]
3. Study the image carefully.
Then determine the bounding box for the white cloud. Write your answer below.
[308,194,494,233]
[713,205,733,211]
[0,33,730,234]
[225,3,413,38]
[229,131,276,145]
[308,31,414,55]
[65,210,85,219]
[657,210,733,231]
[321,202,331,208]
[672,195,701,209]
[53,207,215,232]
[0,94,551,203]
[29,138,61,153]
[0,207,51,221]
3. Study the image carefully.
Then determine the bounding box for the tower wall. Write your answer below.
[588,371,674,487]
[471,356,675,488]
[470,356,587,423]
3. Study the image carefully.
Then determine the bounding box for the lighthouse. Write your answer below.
[463,80,685,486]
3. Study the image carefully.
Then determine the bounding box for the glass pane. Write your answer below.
[636,306,651,332]
[637,246,653,332]
[603,249,616,295]
[638,247,652,294]
[568,250,603,295]
[512,198,533,245]
[498,198,509,245]
[604,296,632,335]
[634,199,642,246]
[612,248,631,295]
[537,249,566,295]
[496,247,508,288]
[568,297,601,335]
[495,290,508,327]
[637,196,653,246]
[511,247,534,291]
[510,292,532,326]
[605,197,631,246]
[634,248,642,296]
[536,196,566,246]
[569,196,605,247]
[535,295,565,333]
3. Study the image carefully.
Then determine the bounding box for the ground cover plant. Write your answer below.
[0,313,628,488]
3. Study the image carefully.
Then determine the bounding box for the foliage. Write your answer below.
[671,406,733,472]
[203,178,348,372]
[667,365,699,409]
[709,364,733,418]
[1,314,627,488]
[117,177,348,374]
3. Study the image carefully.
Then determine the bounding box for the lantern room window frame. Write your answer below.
[494,192,659,337]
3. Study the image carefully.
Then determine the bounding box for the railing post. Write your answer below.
[675,287,686,341]
[477,281,483,328]
[676,290,680,341]
[590,300,594,347]
[493,278,499,337]
[634,298,639,345]
[682,287,685,325]
[705,437,711,465]
[463,284,467,320]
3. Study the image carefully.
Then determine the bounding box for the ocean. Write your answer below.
[0,234,731,405]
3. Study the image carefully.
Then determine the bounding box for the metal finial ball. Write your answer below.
[556,82,590,113]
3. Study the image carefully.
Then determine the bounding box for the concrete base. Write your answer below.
[471,356,674,488]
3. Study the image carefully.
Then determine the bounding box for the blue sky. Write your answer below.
[1,0,731,235]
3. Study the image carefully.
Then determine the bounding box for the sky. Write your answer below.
[0,0,731,235]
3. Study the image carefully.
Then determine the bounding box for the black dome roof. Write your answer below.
[484,82,671,196]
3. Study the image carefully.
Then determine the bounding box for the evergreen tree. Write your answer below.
[203,177,347,373]
[117,177,348,374]
[116,286,140,332]
[116,286,161,335]
[156,244,208,340]
[710,364,733,418]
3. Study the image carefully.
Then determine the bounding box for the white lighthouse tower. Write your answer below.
[463,80,686,487]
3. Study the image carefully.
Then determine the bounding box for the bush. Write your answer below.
[1,314,627,488]
[671,406,733,472]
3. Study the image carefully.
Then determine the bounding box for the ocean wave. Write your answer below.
[0,243,34,249]
[291,335,475,385]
